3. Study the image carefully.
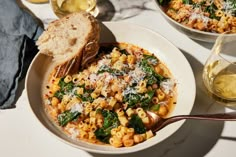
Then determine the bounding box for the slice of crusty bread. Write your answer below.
[36,11,100,77]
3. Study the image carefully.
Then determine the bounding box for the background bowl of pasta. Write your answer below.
[26,22,196,154]
[154,0,236,42]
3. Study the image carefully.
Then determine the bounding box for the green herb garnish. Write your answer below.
[58,110,81,126]
[74,84,94,102]
[205,3,220,20]
[139,55,165,86]
[128,114,146,134]
[94,110,120,143]
[124,93,142,108]
[54,77,74,100]
[140,90,155,108]
[157,0,171,5]
[120,49,129,55]
[97,65,124,76]
[150,104,161,111]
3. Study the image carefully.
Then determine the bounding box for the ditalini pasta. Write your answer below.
[158,0,236,33]
[44,43,177,147]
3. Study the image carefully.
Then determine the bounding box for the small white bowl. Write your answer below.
[25,22,196,154]
[153,0,236,42]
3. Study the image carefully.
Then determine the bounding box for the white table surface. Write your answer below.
[1,0,236,157]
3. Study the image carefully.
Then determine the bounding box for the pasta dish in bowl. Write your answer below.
[25,22,196,154]
[44,43,176,147]
[154,0,236,42]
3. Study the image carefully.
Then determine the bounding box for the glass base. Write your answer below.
[27,0,49,4]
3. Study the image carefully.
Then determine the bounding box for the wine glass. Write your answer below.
[202,34,236,108]
[50,0,98,18]
[27,0,49,3]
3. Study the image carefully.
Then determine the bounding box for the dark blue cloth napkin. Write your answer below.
[0,0,43,109]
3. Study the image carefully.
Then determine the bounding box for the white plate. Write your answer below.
[25,22,196,154]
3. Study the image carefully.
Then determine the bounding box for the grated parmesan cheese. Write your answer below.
[189,12,209,26]
[160,79,175,95]
[223,0,236,15]
[67,127,79,139]
[128,65,146,83]
[123,86,137,96]
[45,99,51,105]
[71,103,84,113]
[98,58,111,68]
[89,73,98,83]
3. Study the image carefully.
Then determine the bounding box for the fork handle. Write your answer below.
[173,112,236,121]
[153,112,236,132]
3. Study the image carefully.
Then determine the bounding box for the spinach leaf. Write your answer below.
[97,65,112,74]
[229,0,236,9]
[139,57,165,86]
[58,110,81,126]
[182,0,192,4]
[102,110,119,129]
[151,73,166,86]
[205,3,220,20]
[77,84,94,93]
[128,114,146,134]
[123,90,155,109]
[124,93,141,108]
[54,90,64,100]
[97,65,124,76]
[139,58,154,75]
[228,0,236,15]
[94,128,111,143]
[75,93,94,103]
[140,90,155,108]
[146,75,158,85]
[120,49,129,55]
[148,75,162,86]
[94,110,120,143]
[54,78,74,100]
[157,0,171,6]
[59,78,74,91]
[150,104,160,111]
[143,54,158,65]
[74,84,94,102]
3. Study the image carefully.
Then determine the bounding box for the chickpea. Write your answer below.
[51,97,59,107]
[158,105,169,117]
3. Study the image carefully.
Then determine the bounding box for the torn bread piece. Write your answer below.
[36,11,100,77]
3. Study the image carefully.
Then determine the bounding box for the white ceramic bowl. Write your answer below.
[153,0,236,42]
[25,22,196,154]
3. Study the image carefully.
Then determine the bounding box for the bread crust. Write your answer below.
[37,12,100,77]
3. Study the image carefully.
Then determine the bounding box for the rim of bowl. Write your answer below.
[25,21,196,154]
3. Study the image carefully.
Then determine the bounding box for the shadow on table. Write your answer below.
[96,0,155,21]
[220,136,236,141]
[193,37,236,59]
[192,39,214,50]
[96,0,115,21]
[89,50,226,157]
[13,37,39,108]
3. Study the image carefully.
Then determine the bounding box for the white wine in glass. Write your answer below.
[203,35,236,107]
[27,0,49,3]
[51,0,97,18]
[213,70,236,99]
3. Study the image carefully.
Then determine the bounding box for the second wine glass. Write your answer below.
[202,34,236,108]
